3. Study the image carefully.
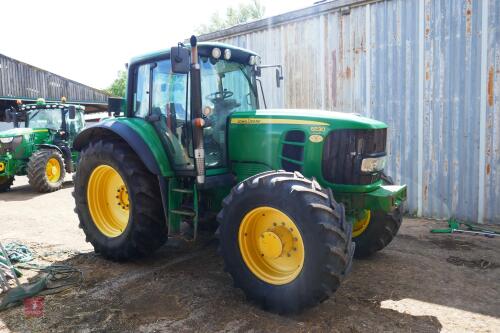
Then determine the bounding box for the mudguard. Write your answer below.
[73,119,173,177]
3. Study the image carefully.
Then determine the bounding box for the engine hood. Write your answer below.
[0,128,34,138]
[231,109,387,130]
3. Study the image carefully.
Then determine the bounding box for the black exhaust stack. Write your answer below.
[189,35,205,184]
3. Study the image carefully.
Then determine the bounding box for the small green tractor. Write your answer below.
[0,98,85,192]
[73,37,406,313]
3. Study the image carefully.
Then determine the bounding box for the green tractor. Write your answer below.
[73,37,406,313]
[0,98,85,193]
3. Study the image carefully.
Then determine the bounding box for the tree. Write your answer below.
[106,70,127,97]
[196,0,265,35]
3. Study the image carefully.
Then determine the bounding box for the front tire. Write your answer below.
[217,171,354,314]
[73,139,167,261]
[352,174,403,258]
[27,149,65,192]
[0,176,14,192]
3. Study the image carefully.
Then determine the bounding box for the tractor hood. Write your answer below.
[231,109,387,130]
[0,127,34,138]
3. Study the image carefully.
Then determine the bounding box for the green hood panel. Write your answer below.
[231,109,387,130]
[0,128,33,137]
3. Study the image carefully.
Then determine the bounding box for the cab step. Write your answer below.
[170,208,196,217]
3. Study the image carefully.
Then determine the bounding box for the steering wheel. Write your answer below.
[206,90,233,103]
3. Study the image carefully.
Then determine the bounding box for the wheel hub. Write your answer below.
[115,185,129,211]
[238,206,305,285]
[258,231,283,259]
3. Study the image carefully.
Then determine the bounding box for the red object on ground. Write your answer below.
[24,297,44,317]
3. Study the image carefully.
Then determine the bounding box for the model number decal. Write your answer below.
[310,126,326,132]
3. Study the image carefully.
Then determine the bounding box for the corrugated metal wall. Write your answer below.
[0,54,108,104]
[202,0,499,224]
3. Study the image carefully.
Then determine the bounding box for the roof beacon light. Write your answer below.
[212,47,221,59]
[223,49,231,60]
[61,96,67,103]
[16,99,22,105]
[36,98,45,106]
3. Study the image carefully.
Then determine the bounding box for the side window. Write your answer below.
[152,60,188,122]
[134,64,150,117]
[150,59,193,170]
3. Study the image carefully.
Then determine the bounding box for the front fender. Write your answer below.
[37,144,64,155]
[73,119,173,177]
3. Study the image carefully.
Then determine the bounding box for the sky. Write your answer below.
[0,0,314,90]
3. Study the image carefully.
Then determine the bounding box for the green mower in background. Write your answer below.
[0,98,85,192]
[73,37,407,313]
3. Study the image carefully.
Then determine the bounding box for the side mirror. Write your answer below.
[276,68,284,88]
[108,97,125,117]
[171,46,190,74]
[68,105,76,120]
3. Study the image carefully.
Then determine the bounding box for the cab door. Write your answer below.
[132,59,194,172]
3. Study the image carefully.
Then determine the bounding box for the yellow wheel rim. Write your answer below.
[0,162,5,172]
[238,206,304,285]
[352,210,371,237]
[45,158,61,183]
[87,165,129,238]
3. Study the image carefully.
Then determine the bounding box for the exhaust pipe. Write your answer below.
[190,35,205,184]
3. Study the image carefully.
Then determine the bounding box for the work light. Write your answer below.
[211,48,221,59]
[224,49,231,60]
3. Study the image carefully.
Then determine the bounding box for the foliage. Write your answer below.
[106,70,127,97]
[196,0,265,35]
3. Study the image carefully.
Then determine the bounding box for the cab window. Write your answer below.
[133,64,150,117]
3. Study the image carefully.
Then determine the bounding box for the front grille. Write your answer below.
[0,136,23,156]
[322,128,387,185]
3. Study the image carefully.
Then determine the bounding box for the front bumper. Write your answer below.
[335,184,407,213]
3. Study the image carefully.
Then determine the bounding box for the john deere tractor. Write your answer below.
[73,37,406,313]
[0,98,85,192]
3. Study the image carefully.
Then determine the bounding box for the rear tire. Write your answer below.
[353,174,403,258]
[73,139,167,261]
[217,171,354,314]
[27,149,65,192]
[0,176,14,192]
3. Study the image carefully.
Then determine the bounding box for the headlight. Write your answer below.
[211,48,221,59]
[361,156,386,173]
[0,137,14,144]
[223,49,231,60]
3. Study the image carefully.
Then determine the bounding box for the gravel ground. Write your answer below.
[0,176,499,332]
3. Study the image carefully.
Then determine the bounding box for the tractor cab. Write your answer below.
[124,41,261,181]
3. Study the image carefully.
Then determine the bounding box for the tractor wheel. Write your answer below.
[216,171,354,314]
[27,149,66,192]
[352,174,403,258]
[0,176,14,192]
[73,139,167,261]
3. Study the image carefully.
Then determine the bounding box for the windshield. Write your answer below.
[27,108,62,130]
[200,57,258,112]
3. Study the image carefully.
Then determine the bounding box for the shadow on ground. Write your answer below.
[1,219,499,332]
[0,181,73,202]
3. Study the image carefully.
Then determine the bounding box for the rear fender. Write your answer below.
[73,119,173,177]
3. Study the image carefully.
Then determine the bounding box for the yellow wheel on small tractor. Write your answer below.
[239,206,305,285]
[27,149,65,192]
[45,158,62,183]
[87,165,130,238]
[73,139,167,261]
[217,170,354,314]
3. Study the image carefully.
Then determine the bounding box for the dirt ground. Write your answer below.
[0,176,499,333]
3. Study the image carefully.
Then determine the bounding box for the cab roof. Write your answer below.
[19,103,85,111]
[129,42,259,66]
